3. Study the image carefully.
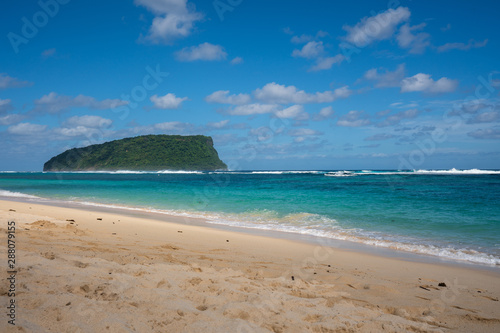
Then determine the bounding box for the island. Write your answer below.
[43,135,227,171]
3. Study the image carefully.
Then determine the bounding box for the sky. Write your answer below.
[1,0,500,171]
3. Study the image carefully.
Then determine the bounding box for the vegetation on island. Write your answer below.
[43,135,227,171]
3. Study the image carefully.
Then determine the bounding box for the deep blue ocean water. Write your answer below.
[1,169,499,266]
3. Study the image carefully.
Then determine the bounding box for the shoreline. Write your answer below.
[1,198,500,331]
[1,195,499,272]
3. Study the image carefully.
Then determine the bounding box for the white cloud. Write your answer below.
[274,105,304,119]
[226,103,278,116]
[363,64,406,87]
[291,34,313,44]
[7,122,47,135]
[376,108,420,127]
[343,7,410,47]
[55,126,103,138]
[313,106,335,121]
[468,128,500,140]
[396,23,430,54]
[135,0,203,44]
[0,73,32,89]
[230,57,244,65]
[150,93,188,109]
[206,120,229,129]
[437,39,488,53]
[310,55,345,71]
[33,92,129,114]
[288,128,322,136]
[400,73,458,93]
[154,121,188,131]
[175,43,227,61]
[63,115,113,128]
[292,41,324,59]
[0,99,13,113]
[0,114,24,126]
[254,82,351,104]
[467,111,500,124]
[337,110,371,127]
[205,90,251,105]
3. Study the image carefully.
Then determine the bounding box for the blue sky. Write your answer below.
[1,0,499,171]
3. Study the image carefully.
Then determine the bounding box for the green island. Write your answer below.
[43,135,227,171]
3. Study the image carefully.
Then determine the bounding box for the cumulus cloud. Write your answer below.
[254,82,351,104]
[448,99,491,116]
[154,121,191,132]
[32,92,129,114]
[310,55,345,72]
[205,90,251,105]
[230,57,243,65]
[175,43,227,61]
[63,115,113,128]
[55,126,105,138]
[396,23,430,54]
[150,93,188,109]
[290,31,328,44]
[363,64,406,88]
[0,114,24,126]
[0,73,32,89]
[135,0,203,44]
[226,103,278,116]
[206,120,229,129]
[223,103,306,120]
[343,7,410,47]
[400,73,458,94]
[274,105,305,119]
[7,122,47,135]
[376,108,420,127]
[291,34,313,44]
[467,128,500,140]
[289,32,343,71]
[288,128,322,136]
[292,41,324,59]
[312,106,335,121]
[466,111,500,124]
[437,39,488,53]
[337,110,371,127]
[0,99,14,113]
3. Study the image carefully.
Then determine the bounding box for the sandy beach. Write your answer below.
[1,199,499,332]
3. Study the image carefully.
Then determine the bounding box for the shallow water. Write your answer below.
[1,169,499,266]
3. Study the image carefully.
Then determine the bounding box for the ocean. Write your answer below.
[1,169,499,266]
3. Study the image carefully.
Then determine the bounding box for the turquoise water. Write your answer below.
[1,169,499,266]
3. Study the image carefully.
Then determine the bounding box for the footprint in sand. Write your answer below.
[43,252,56,260]
[30,220,57,228]
[73,261,89,268]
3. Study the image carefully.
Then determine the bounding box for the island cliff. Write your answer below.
[43,135,227,171]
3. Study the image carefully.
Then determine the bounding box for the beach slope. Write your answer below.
[0,200,499,332]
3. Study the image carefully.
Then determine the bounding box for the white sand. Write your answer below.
[0,199,499,332]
